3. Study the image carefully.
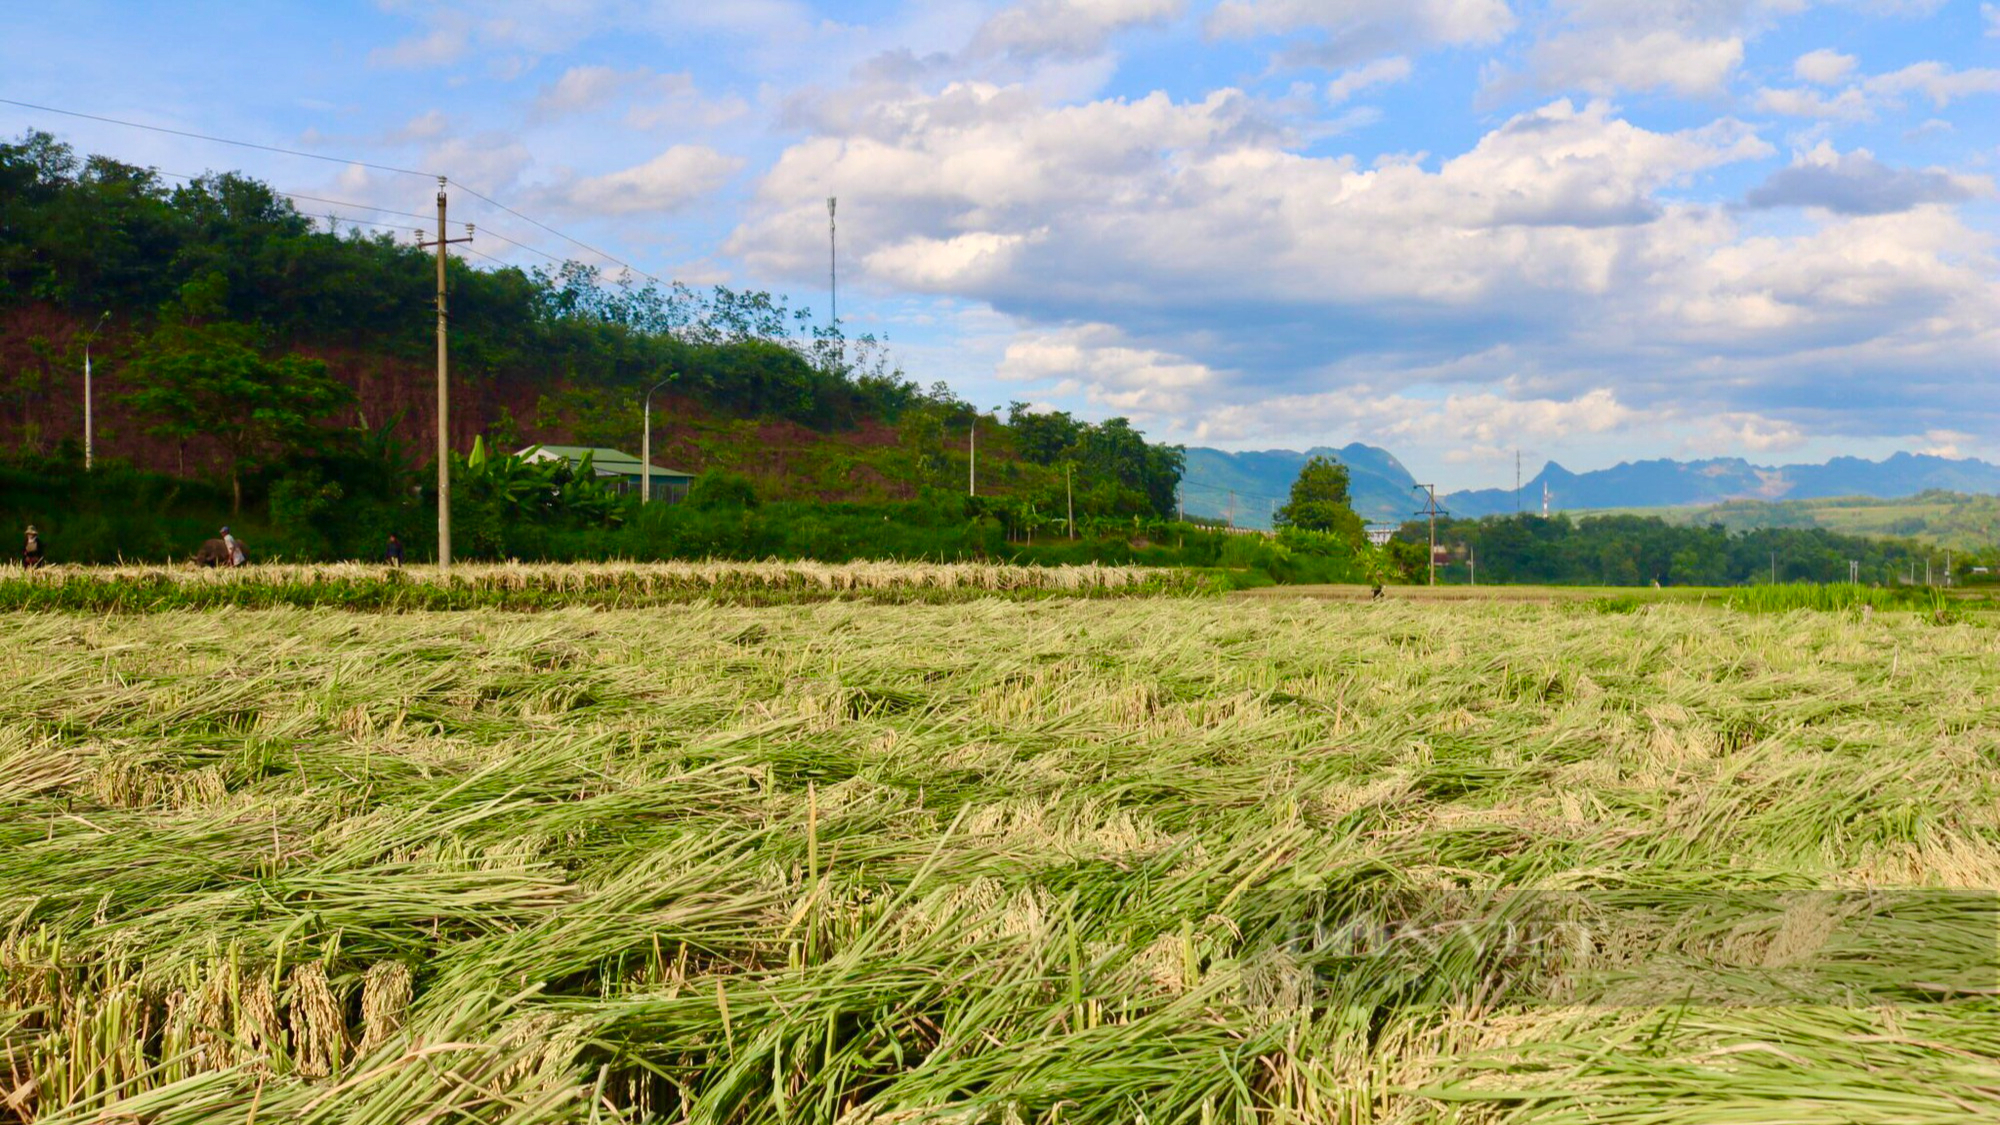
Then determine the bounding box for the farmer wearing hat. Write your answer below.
[22,525,44,569]
[221,526,245,567]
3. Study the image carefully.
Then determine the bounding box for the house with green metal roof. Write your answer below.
[519,445,695,502]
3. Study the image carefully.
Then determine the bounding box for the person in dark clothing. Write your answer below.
[23,525,45,569]
[385,533,404,567]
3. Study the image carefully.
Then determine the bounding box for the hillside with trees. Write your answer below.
[0,129,1188,562]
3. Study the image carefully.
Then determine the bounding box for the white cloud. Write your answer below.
[529,66,750,129]
[1496,0,1831,99]
[369,19,471,69]
[1529,29,1744,97]
[534,65,638,115]
[1696,413,1807,455]
[1793,48,1856,85]
[1864,61,2000,107]
[1751,84,1873,120]
[1190,385,1638,447]
[1985,3,1999,36]
[728,68,2000,448]
[559,146,744,215]
[996,324,1220,414]
[968,0,1185,61]
[1915,428,1974,457]
[1326,56,1413,102]
[1206,0,1514,67]
[1743,143,1985,214]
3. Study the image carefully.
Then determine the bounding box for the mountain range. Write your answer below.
[1179,447,2000,530]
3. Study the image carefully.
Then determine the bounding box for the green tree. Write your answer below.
[126,275,354,511]
[1276,455,1364,542]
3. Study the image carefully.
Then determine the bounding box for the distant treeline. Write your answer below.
[1396,513,1974,586]
[2,453,1368,587]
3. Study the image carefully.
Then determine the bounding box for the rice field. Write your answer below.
[4,594,1999,1123]
[0,561,1203,612]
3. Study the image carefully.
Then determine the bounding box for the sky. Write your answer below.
[5,0,1999,489]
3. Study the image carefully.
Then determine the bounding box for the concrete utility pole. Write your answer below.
[417,179,473,567]
[827,197,837,331]
[968,417,976,497]
[82,311,109,470]
[1065,463,1075,539]
[1515,451,1521,515]
[1227,489,1236,528]
[1413,484,1446,587]
[642,375,675,504]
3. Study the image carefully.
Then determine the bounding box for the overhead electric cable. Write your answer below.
[473,227,566,265]
[6,96,672,282]
[152,169,472,229]
[0,96,438,178]
[452,183,655,279]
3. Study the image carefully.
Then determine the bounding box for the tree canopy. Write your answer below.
[1276,455,1364,543]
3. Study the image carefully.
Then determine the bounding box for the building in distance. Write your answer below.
[519,445,694,502]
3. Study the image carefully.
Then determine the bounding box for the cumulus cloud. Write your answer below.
[1205,0,1515,68]
[558,146,744,215]
[734,91,1771,316]
[1529,29,1743,97]
[1696,412,1807,454]
[369,18,472,69]
[1751,84,1873,120]
[1496,0,1839,99]
[1753,58,2000,123]
[728,64,2000,449]
[1916,428,1975,457]
[1865,61,2000,107]
[968,0,1185,61]
[1743,144,1983,215]
[1326,56,1413,102]
[534,65,642,115]
[1792,48,1856,85]
[1189,384,1639,448]
[997,323,1219,414]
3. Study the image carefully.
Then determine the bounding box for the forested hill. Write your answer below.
[1181,443,1416,527]
[0,129,1183,520]
[1445,453,2000,517]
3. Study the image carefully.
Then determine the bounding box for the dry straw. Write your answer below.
[4,597,1999,1122]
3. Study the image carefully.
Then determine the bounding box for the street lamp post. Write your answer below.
[82,311,109,470]
[642,375,675,503]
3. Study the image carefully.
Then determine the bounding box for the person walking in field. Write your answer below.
[385,533,404,567]
[22,525,45,569]
[222,526,244,567]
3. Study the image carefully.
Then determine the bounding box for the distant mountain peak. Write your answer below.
[1442,450,2000,517]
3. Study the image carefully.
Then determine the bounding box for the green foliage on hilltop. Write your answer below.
[1656,490,2000,554]
[1,129,1196,554]
[0,129,919,426]
[1395,511,1966,586]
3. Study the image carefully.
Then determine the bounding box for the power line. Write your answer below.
[152,169,467,230]
[155,168,564,263]
[0,96,437,179]
[456,245,514,269]
[9,96,676,285]
[474,226,565,266]
[451,182,649,279]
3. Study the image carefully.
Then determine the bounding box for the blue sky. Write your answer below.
[6,0,1998,488]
